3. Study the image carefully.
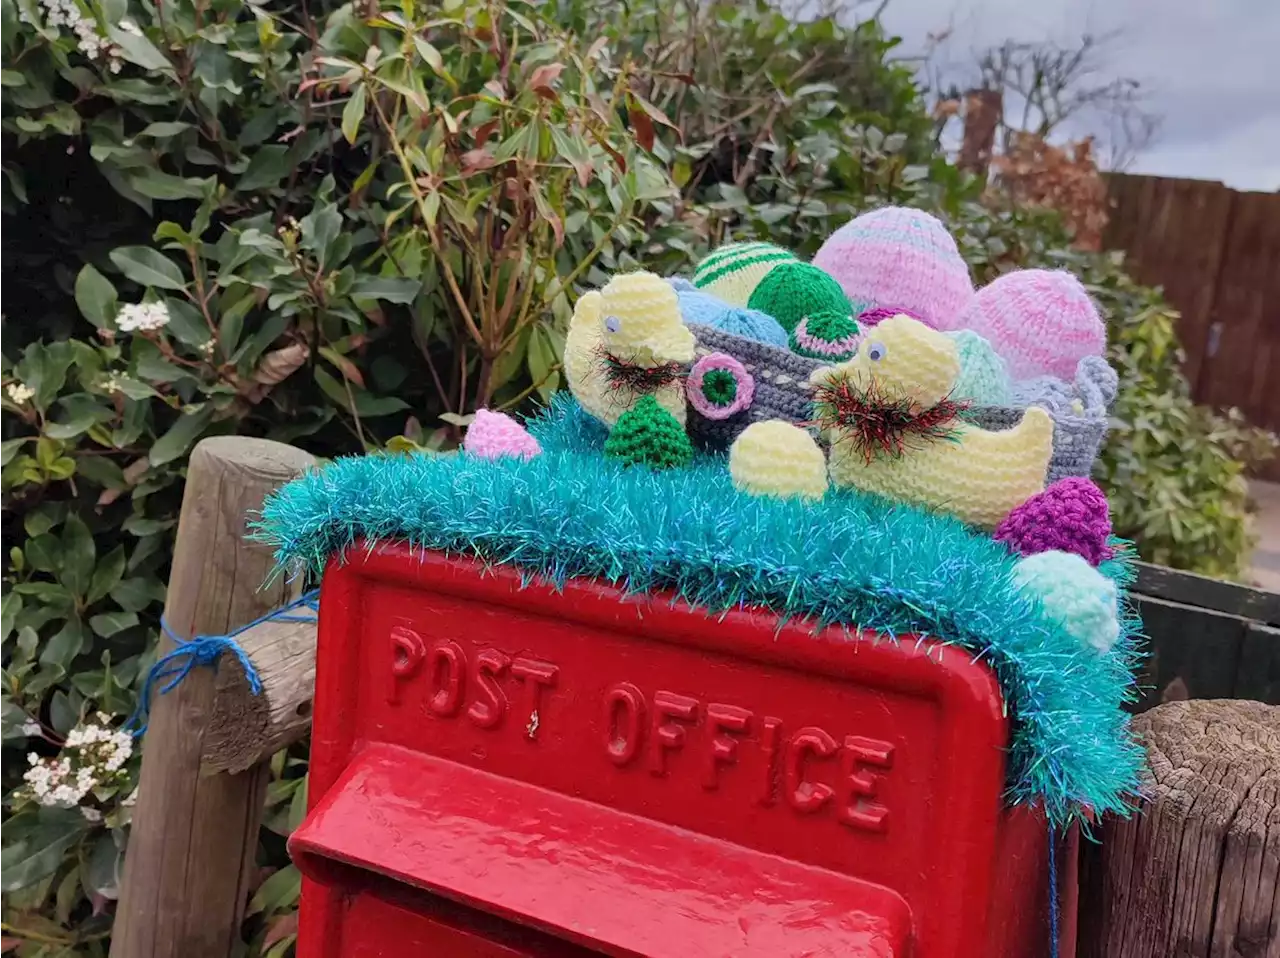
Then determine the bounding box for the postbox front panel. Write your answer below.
[302,545,1009,958]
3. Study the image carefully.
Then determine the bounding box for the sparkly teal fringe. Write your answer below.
[256,394,1144,826]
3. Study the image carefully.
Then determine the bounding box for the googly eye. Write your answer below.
[604,315,622,334]
[866,341,887,362]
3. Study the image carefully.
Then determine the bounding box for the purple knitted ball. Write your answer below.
[812,207,975,331]
[994,477,1113,566]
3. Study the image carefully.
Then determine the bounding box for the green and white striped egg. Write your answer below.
[692,242,797,307]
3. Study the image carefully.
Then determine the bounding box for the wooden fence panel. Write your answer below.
[1104,175,1236,391]
[1199,190,1280,429]
[1104,175,1280,479]
[1130,562,1280,711]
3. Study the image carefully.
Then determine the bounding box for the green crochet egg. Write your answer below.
[747,261,852,335]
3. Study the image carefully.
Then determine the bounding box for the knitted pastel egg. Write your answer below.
[812,207,975,331]
[729,420,828,501]
[995,477,1113,566]
[687,353,755,420]
[947,330,1012,406]
[675,288,789,348]
[693,242,797,307]
[1012,550,1120,653]
[956,269,1107,381]
[464,409,542,461]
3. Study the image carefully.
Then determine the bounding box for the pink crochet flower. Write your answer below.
[994,477,1113,566]
[687,353,754,420]
[463,409,542,460]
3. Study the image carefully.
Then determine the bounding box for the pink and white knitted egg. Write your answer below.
[464,409,542,460]
[811,207,975,331]
[956,269,1106,381]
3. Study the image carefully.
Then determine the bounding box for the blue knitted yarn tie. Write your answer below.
[1047,824,1060,958]
[127,589,320,736]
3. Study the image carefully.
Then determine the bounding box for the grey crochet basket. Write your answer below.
[686,322,1117,483]
[968,356,1117,484]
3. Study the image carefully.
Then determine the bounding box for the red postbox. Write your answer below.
[290,542,1073,957]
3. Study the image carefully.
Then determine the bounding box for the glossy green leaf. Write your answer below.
[350,276,421,304]
[108,25,171,71]
[89,610,139,637]
[109,246,186,291]
[39,617,87,670]
[248,865,301,916]
[87,546,127,605]
[60,514,96,597]
[149,406,216,466]
[238,146,291,191]
[1,810,89,892]
[109,577,164,612]
[341,84,367,145]
[74,264,118,329]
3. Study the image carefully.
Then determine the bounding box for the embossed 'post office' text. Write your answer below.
[385,626,895,835]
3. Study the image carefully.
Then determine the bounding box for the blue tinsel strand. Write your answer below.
[253,394,1145,827]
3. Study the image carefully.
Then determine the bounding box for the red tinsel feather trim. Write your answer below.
[598,345,687,394]
[810,374,969,463]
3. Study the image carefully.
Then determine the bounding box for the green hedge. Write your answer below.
[0,0,1272,954]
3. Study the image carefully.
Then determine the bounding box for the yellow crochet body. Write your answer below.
[565,272,694,427]
[816,314,1053,529]
[730,420,828,500]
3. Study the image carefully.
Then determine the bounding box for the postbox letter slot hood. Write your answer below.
[290,743,911,958]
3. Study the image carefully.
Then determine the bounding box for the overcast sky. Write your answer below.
[878,0,1280,190]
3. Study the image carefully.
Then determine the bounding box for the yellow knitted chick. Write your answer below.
[729,421,829,501]
[812,314,1053,529]
[565,272,695,427]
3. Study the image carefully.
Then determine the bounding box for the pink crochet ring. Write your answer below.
[687,353,754,420]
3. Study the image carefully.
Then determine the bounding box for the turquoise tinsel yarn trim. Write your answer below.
[256,394,1144,827]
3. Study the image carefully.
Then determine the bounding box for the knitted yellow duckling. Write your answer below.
[565,271,696,427]
[811,314,1053,529]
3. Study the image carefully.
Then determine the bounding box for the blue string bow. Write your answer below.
[1048,825,1060,958]
[127,589,320,736]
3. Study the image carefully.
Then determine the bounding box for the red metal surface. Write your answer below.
[292,543,1066,957]
[292,743,910,956]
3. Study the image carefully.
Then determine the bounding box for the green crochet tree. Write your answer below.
[604,395,694,469]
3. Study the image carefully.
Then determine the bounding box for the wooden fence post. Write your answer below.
[111,437,315,958]
[1077,699,1279,957]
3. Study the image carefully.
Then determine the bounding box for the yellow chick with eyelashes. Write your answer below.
[565,271,694,427]
[811,314,1054,529]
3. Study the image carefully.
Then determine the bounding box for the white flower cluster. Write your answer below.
[20,0,127,73]
[116,301,171,333]
[20,713,133,810]
[6,381,35,404]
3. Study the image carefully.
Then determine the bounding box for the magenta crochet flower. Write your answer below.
[463,409,542,460]
[687,353,754,420]
[994,477,1113,566]
[856,305,926,328]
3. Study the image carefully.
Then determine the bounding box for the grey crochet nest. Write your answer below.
[686,323,1117,484]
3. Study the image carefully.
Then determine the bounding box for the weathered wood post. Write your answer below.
[111,437,315,958]
[1077,699,1279,957]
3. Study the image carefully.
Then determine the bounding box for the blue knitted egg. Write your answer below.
[675,288,789,348]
